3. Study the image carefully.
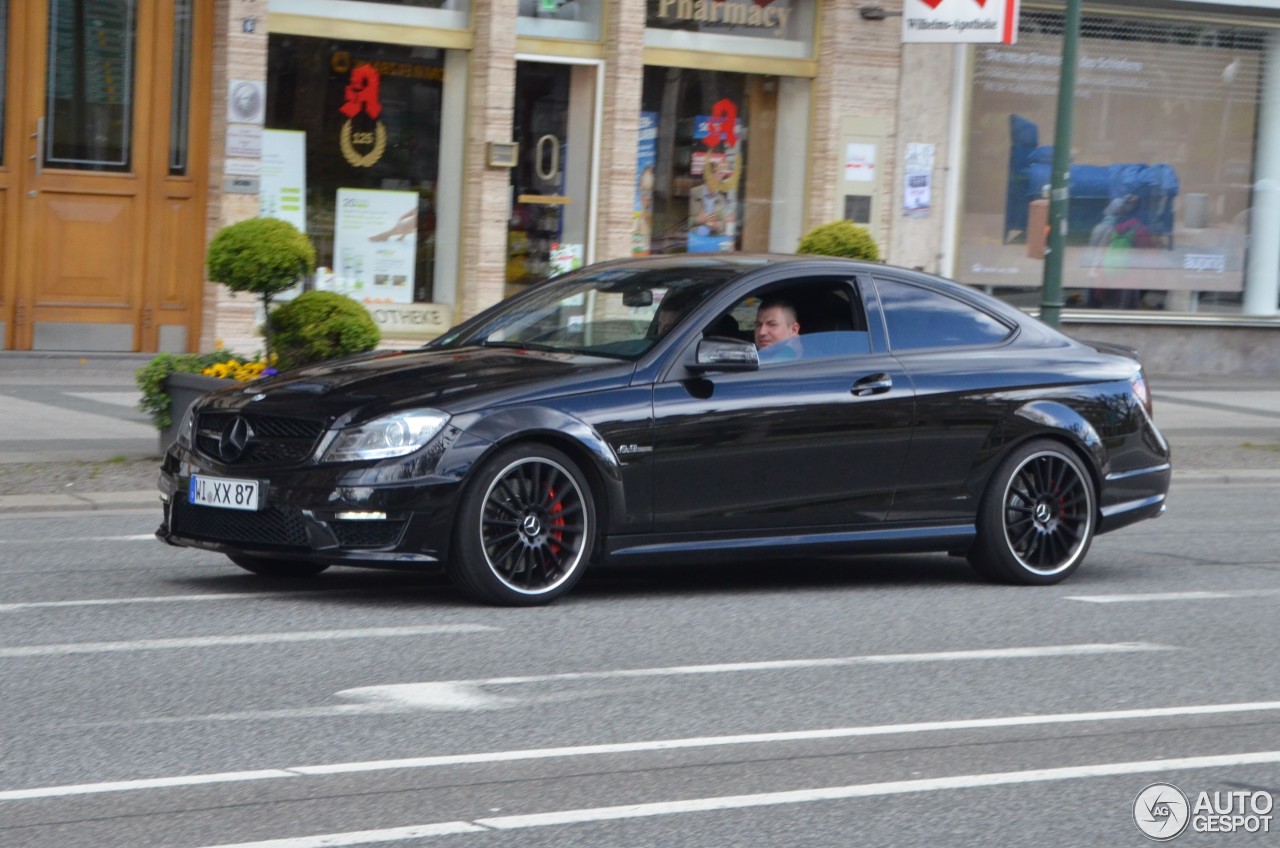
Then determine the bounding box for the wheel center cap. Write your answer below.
[1033,502,1053,524]
[521,513,542,538]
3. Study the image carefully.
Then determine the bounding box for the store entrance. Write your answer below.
[506,60,597,293]
[0,0,208,351]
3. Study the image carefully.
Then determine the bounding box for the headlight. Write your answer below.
[323,410,450,462]
[175,407,196,449]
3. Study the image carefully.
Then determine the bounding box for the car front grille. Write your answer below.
[171,498,309,549]
[195,412,326,466]
[330,519,407,549]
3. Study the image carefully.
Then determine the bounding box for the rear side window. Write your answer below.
[874,278,1013,351]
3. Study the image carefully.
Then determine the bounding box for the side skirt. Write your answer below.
[602,524,976,564]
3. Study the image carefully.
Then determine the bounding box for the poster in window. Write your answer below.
[260,130,307,233]
[688,99,742,254]
[633,112,658,256]
[333,188,419,305]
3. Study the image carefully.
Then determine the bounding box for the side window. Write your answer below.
[874,278,1013,351]
[711,278,872,364]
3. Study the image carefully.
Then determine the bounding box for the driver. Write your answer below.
[754,298,800,350]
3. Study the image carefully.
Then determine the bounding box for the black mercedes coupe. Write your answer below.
[157,255,1171,605]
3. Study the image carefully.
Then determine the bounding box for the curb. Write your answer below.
[3,469,1279,514]
[1169,469,1280,485]
[0,491,160,513]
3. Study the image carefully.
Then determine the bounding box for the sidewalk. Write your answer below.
[0,352,1277,513]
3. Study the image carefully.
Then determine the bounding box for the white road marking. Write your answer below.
[329,643,1169,711]
[190,750,1280,848]
[1068,589,1280,603]
[0,624,497,658]
[100,642,1172,722]
[12,697,1280,802]
[0,591,337,612]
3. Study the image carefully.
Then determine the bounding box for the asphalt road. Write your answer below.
[2,482,1278,847]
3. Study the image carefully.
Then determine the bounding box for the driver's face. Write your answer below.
[754,306,799,349]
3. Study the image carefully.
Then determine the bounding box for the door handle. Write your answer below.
[852,373,892,396]
[30,117,45,179]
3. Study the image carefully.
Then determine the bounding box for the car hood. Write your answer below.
[199,346,635,424]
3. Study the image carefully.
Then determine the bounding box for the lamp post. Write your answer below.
[1040,0,1083,328]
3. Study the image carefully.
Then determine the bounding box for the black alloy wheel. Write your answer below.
[969,439,1096,585]
[228,554,330,578]
[450,443,596,605]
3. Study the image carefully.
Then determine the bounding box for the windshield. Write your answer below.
[435,263,745,360]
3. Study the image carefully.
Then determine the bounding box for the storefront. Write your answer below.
[258,0,823,340]
[953,3,1280,318]
[263,1,470,341]
[637,0,816,259]
[35,2,1280,356]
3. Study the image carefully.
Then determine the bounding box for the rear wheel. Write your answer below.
[968,440,1096,585]
[449,443,596,606]
[228,554,330,578]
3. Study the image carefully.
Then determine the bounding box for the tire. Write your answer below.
[968,440,1096,585]
[448,443,597,606]
[228,554,330,578]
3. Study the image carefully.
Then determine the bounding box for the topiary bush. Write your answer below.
[206,217,316,355]
[796,220,881,262]
[265,290,380,370]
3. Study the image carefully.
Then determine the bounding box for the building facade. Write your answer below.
[1,0,1278,370]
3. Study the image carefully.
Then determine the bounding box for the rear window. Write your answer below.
[874,278,1013,351]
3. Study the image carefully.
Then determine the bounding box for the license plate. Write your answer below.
[188,475,262,511]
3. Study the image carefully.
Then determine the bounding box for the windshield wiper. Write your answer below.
[476,339,564,353]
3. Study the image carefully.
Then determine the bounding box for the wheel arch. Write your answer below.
[987,401,1107,515]
[1013,398,1104,471]
[455,406,627,538]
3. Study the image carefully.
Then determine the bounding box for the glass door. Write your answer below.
[506,59,597,293]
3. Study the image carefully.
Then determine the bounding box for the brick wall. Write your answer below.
[458,0,518,320]
[203,0,266,354]
[810,0,903,250]
[594,4,647,263]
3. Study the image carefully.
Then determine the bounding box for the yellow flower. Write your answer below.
[202,353,275,382]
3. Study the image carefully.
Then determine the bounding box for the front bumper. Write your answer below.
[156,449,463,570]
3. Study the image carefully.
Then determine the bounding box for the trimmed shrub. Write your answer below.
[266,290,380,370]
[206,217,316,299]
[796,220,881,262]
[207,217,316,357]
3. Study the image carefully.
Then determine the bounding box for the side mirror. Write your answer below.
[623,289,654,308]
[688,336,759,373]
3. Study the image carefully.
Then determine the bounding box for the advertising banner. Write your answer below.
[688,99,742,254]
[333,188,419,305]
[902,0,1020,45]
[260,130,307,233]
[633,112,658,256]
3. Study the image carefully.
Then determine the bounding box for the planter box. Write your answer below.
[159,372,237,453]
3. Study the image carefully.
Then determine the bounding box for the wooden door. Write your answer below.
[3,0,209,352]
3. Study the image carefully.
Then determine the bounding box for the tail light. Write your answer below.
[1131,370,1153,416]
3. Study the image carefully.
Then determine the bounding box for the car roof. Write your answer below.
[585,254,1075,350]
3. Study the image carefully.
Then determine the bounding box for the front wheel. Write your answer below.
[968,440,1096,585]
[449,443,597,606]
[228,554,330,578]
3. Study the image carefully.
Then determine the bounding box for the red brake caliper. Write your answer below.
[548,487,565,556]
